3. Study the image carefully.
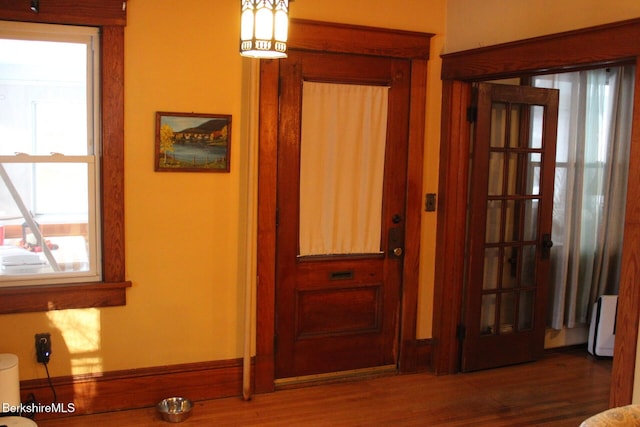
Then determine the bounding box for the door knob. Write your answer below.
[393,247,403,257]
[541,233,553,259]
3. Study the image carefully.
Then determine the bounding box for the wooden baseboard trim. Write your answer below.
[416,338,433,372]
[19,358,246,420]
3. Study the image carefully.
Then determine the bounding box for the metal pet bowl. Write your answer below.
[157,397,193,423]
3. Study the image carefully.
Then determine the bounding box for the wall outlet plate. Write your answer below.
[35,333,51,363]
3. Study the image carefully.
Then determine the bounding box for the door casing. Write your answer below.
[434,19,640,407]
[255,19,433,393]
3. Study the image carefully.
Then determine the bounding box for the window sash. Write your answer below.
[0,23,101,286]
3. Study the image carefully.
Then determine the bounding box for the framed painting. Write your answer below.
[155,112,232,172]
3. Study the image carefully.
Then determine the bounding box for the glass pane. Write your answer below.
[508,104,522,148]
[502,247,518,288]
[523,199,538,241]
[488,152,504,196]
[529,105,544,149]
[481,294,496,335]
[0,39,89,155]
[527,153,541,195]
[500,292,516,334]
[505,152,520,195]
[490,102,507,148]
[519,290,535,331]
[485,200,502,243]
[483,247,499,290]
[521,245,537,287]
[0,163,91,275]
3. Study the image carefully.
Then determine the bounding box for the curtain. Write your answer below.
[534,65,635,329]
[298,81,389,256]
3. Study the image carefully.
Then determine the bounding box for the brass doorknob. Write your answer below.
[393,247,403,257]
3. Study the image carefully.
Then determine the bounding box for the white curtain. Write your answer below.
[534,65,635,329]
[298,81,389,256]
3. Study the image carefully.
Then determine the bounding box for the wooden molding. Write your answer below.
[441,18,640,81]
[289,19,432,59]
[20,358,245,421]
[432,80,471,375]
[0,281,130,313]
[0,0,126,26]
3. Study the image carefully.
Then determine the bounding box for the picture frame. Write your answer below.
[155,111,232,172]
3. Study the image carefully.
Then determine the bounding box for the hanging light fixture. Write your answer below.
[240,0,289,59]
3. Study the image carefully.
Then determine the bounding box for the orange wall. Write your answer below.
[445,0,640,53]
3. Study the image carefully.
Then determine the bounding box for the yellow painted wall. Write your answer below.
[0,0,445,382]
[445,0,640,53]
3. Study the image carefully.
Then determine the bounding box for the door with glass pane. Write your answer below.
[275,50,410,379]
[461,83,559,372]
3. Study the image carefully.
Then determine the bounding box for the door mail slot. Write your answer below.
[329,270,354,280]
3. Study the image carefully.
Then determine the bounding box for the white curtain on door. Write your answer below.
[298,81,389,256]
[534,65,635,329]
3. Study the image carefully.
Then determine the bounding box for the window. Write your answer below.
[0,1,129,314]
[0,22,101,286]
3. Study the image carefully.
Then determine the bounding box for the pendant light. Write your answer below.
[240,0,289,58]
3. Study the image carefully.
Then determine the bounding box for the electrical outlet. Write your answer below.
[35,333,51,364]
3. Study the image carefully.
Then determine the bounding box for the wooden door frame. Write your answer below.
[255,19,433,393]
[433,18,640,408]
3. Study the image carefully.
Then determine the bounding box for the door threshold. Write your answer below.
[275,365,397,390]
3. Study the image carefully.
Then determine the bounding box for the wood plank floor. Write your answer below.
[36,348,611,426]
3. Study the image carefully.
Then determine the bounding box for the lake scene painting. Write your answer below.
[155,112,232,172]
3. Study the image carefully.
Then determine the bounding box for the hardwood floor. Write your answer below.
[35,348,611,426]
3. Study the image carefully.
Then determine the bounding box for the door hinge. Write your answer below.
[456,324,467,341]
[466,106,477,123]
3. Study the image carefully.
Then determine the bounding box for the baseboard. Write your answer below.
[415,338,432,372]
[19,358,246,420]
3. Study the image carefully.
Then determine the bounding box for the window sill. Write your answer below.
[0,281,131,314]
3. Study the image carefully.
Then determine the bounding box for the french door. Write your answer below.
[461,83,559,372]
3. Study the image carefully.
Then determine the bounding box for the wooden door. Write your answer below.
[461,83,559,372]
[275,50,411,379]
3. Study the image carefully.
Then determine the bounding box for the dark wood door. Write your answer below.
[275,50,411,379]
[461,83,559,372]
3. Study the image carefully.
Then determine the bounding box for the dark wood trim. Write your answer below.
[432,80,471,375]
[0,282,130,313]
[256,20,432,391]
[441,18,640,81]
[610,59,640,407]
[255,58,280,394]
[415,338,433,372]
[0,0,126,27]
[398,58,428,373]
[20,358,245,420]
[0,9,130,313]
[289,19,432,59]
[100,25,127,284]
[437,18,640,406]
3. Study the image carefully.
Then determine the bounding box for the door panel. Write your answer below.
[461,83,559,372]
[275,50,410,379]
